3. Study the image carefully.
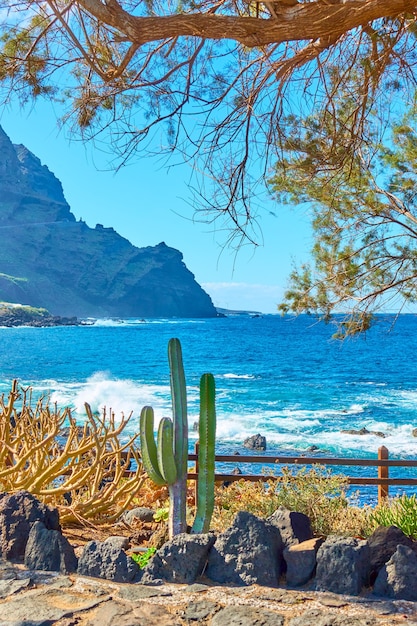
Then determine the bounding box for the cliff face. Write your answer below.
[0,126,217,318]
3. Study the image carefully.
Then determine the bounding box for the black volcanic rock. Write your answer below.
[0,126,217,318]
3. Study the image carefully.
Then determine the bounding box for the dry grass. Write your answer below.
[210,466,373,538]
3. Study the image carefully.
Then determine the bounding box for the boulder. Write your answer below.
[373,544,417,600]
[367,525,417,584]
[268,507,313,548]
[206,511,283,586]
[141,533,216,584]
[315,536,370,595]
[24,520,77,573]
[284,537,324,587]
[243,434,267,451]
[0,491,60,560]
[77,538,140,583]
[122,507,155,524]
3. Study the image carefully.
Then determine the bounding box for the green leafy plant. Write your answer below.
[370,494,417,539]
[140,338,216,539]
[153,507,169,523]
[131,547,157,568]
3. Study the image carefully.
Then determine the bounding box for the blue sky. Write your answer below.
[0,101,313,314]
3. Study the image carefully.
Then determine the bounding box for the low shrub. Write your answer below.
[212,465,372,537]
[370,494,417,539]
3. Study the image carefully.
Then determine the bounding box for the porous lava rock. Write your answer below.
[206,511,284,586]
[24,520,78,573]
[77,537,140,583]
[141,532,216,584]
[373,544,417,601]
[0,491,60,560]
[315,536,370,596]
[284,537,324,587]
[268,506,313,548]
[367,525,417,584]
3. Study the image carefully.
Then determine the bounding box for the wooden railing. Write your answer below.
[187,445,417,505]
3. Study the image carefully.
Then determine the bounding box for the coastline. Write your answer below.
[0,303,82,327]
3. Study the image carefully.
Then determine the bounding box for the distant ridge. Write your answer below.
[216,307,264,316]
[0,126,217,318]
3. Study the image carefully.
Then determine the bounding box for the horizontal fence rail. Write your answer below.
[187,445,417,505]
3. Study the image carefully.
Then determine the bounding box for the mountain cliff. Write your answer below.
[0,126,217,318]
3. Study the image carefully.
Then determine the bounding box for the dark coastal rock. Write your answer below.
[373,544,417,600]
[0,125,217,319]
[284,537,324,587]
[243,434,267,451]
[211,606,285,626]
[24,521,77,573]
[0,491,60,560]
[367,525,417,584]
[206,511,283,586]
[340,427,386,438]
[77,538,140,582]
[315,536,370,595]
[268,506,313,548]
[141,532,215,584]
[412,428,417,437]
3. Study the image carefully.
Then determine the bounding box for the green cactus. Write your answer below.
[139,338,216,539]
[191,373,216,534]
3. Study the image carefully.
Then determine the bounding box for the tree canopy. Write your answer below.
[0,0,416,245]
[1,0,417,331]
[270,94,417,336]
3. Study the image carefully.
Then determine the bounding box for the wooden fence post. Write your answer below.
[378,445,389,504]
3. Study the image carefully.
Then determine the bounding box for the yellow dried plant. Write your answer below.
[0,381,146,526]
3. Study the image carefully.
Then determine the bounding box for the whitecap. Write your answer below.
[221,373,256,379]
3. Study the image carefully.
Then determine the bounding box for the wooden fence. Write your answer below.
[187,445,417,505]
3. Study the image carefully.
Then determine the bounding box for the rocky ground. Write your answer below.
[1,558,417,626]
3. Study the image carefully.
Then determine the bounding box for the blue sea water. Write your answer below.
[1,314,417,501]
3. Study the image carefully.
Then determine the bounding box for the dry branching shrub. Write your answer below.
[211,466,373,538]
[0,381,146,526]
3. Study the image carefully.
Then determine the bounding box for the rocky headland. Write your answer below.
[0,126,217,319]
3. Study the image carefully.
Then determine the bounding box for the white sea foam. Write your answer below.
[49,373,172,425]
[221,373,256,380]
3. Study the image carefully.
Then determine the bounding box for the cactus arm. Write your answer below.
[168,338,188,479]
[157,418,177,485]
[139,406,166,486]
[191,373,216,534]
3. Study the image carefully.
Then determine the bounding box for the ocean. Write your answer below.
[1,314,417,502]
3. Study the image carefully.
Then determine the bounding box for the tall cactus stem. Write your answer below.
[168,338,188,478]
[167,338,188,535]
[191,373,216,534]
